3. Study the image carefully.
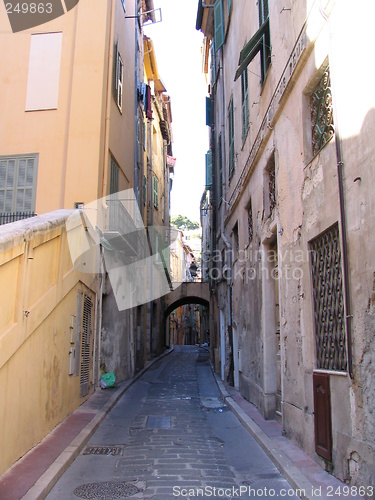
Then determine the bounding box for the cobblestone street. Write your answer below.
[46,346,299,499]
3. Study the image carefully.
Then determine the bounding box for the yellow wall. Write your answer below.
[0,211,98,475]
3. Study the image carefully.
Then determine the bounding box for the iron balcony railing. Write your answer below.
[0,211,36,225]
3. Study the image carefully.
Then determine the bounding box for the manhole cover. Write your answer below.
[146,416,171,428]
[73,481,140,499]
[83,446,123,456]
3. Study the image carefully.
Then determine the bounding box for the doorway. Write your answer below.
[220,309,225,381]
[232,324,239,389]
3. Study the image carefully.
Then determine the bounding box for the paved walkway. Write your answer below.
[0,346,359,499]
[46,345,299,499]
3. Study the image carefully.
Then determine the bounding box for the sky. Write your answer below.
[144,0,209,224]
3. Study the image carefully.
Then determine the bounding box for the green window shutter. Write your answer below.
[218,134,223,199]
[241,69,249,141]
[228,96,234,177]
[235,0,270,84]
[205,150,212,190]
[206,97,212,126]
[234,18,269,80]
[259,0,269,24]
[211,43,217,84]
[153,175,158,209]
[110,156,119,195]
[113,37,119,99]
[214,0,224,52]
[227,0,232,17]
[143,175,147,206]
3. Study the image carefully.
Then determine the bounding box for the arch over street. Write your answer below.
[164,282,209,318]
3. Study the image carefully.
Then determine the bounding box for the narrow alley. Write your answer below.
[46,346,299,499]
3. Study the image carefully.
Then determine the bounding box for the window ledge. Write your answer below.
[313,369,348,377]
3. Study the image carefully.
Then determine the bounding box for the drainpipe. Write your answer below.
[320,2,353,379]
[101,0,115,204]
[60,4,78,208]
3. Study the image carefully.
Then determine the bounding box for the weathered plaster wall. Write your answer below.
[0,211,98,475]
[101,274,133,382]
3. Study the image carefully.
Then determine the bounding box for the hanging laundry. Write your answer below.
[146,85,152,119]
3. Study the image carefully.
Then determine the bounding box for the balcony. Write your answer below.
[0,211,36,225]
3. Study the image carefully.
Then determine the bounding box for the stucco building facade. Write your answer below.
[197,0,375,485]
[0,0,174,474]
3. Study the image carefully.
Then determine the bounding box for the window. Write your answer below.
[110,156,119,195]
[114,41,123,112]
[310,66,334,156]
[309,223,347,372]
[247,198,253,244]
[228,95,235,178]
[137,112,143,166]
[218,133,223,200]
[214,0,224,52]
[211,42,218,85]
[205,150,212,190]
[264,153,276,218]
[26,33,62,111]
[241,68,250,141]
[258,0,271,83]
[153,174,159,209]
[232,222,239,261]
[143,175,147,206]
[80,294,93,397]
[0,155,38,214]
[206,96,212,126]
[234,0,271,84]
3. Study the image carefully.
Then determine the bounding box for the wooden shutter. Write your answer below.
[218,134,223,199]
[205,150,212,190]
[16,157,37,211]
[228,96,234,177]
[214,0,224,52]
[313,372,332,462]
[259,0,269,24]
[241,69,249,141]
[0,155,37,213]
[80,295,93,397]
[110,157,119,195]
[153,175,158,209]
[206,96,212,126]
[113,38,119,100]
[211,44,217,84]
[74,292,83,377]
[117,55,123,112]
[234,18,270,81]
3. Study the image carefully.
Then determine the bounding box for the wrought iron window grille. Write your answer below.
[310,223,347,372]
[310,66,334,156]
[248,200,253,244]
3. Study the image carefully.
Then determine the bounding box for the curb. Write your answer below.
[21,347,174,500]
[211,363,315,500]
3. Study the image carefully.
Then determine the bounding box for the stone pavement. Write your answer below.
[46,345,299,499]
[0,346,362,499]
